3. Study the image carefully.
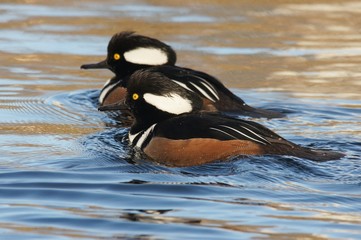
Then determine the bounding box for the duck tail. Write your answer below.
[285,145,344,162]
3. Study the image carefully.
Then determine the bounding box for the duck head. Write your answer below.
[81,31,177,78]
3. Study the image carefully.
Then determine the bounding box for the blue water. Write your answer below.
[1,88,359,239]
[0,1,360,239]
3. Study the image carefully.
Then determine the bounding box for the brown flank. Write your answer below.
[101,86,127,106]
[143,137,264,167]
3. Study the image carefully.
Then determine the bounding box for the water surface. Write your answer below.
[0,0,360,239]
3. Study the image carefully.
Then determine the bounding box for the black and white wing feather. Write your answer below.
[155,66,221,102]
[156,113,285,146]
[209,124,270,145]
[171,76,220,102]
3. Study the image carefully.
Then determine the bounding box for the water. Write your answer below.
[0,1,360,239]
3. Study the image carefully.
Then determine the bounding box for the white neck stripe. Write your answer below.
[99,82,118,104]
[103,78,112,87]
[129,124,156,149]
[129,131,141,144]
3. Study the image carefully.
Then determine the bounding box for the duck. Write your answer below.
[81,31,176,107]
[98,68,344,167]
[81,31,284,118]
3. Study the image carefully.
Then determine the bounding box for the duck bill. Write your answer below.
[98,101,129,112]
[81,59,108,70]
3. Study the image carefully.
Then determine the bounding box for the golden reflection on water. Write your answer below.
[1,0,360,99]
[0,222,95,239]
[4,200,360,239]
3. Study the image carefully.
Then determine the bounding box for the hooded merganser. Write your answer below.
[99,69,344,167]
[81,31,284,118]
[81,31,176,107]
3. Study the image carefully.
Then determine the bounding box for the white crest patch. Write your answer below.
[124,48,168,65]
[144,93,193,115]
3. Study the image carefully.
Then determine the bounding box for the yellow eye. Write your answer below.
[132,93,139,100]
[113,53,121,60]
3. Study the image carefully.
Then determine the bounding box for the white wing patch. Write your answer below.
[124,48,168,65]
[171,80,194,92]
[144,93,193,115]
[198,80,219,101]
[210,125,270,145]
[218,125,269,145]
[171,78,219,102]
[189,82,216,102]
[238,125,270,144]
[209,127,237,139]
